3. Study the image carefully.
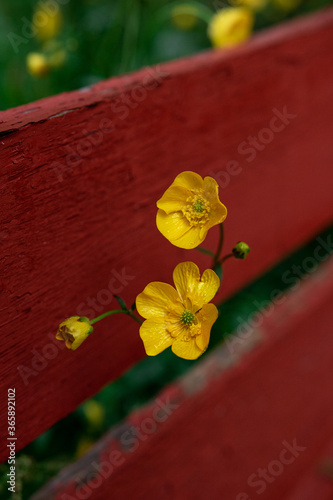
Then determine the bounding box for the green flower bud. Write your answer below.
[232,241,250,259]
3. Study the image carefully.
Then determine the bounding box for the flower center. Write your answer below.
[182,193,211,227]
[180,310,195,326]
[60,326,75,343]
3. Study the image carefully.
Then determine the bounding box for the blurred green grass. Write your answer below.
[0,0,332,109]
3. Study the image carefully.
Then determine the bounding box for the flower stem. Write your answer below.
[212,223,225,270]
[219,253,234,265]
[90,309,143,325]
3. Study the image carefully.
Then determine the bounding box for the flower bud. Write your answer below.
[56,316,93,351]
[232,241,250,259]
[26,52,50,77]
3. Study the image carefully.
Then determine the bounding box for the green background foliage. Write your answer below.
[0,0,331,109]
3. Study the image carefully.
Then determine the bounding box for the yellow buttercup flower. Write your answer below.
[82,400,105,428]
[208,7,254,48]
[156,171,227,249]
[171,4,199,30]
[26,52,50,77]
[56,316,93,351]
[33,5,63,42]
[137,262,220,360]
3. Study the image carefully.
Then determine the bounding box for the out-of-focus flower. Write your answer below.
[48,48,67,68]
[171,4,199,30]
[208,7,254,48]
[156,171,227,249]
[231,0,268,11]
[33,5,63,42]
[136,262,220,360]
[82,400,105,429]
[44,40,67,69]
[26,52,50,77]
[232,241,250,259]
[56,316,93,351]
[273,0,302,12]
[75,437,95,459]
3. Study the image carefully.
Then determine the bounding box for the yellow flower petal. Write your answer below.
[203,176,228,228]
[71,335,88,351]
[173,262,220,309]
[173,171,204,191]
[195,304,218,351]
[156,209,191,242]
[136,282,180,319]
[156,186,190,214]
[165,312,188,338]
[171,225,206,249]
[140,319,173,356]
[172,335,203,360]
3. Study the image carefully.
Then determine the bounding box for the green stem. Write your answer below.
[212,223,225,269]
[219,253,234,265]
[90,309,143,325]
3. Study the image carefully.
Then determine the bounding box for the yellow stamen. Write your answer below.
[182,193,211,227]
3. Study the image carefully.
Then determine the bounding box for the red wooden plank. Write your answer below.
[32,256,333,500]
[1,8,333,461]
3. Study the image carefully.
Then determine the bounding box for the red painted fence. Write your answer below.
[1,6,333,498]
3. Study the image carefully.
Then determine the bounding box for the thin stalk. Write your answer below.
[212,223,225,269]
[90,309,143,325]
[219,253,234,265]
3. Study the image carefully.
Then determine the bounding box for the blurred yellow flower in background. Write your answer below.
[171,4,199,30]
[33,4,63,42]
[231,0,268,11]
[273,0,302,12]
[137,262,220,360]
[82,400,105,429]
[156,171,227,249]
[26,52,50,77]
[75,437,95,459]
[208,7,254,48]
[56,316,93,351]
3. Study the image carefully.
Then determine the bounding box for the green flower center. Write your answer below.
[182,193,211,227]
[193,200,204,212]
[180,310,195,326]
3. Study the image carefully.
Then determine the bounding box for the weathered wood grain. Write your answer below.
[1,8,333,460]
[32,256,333,499]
